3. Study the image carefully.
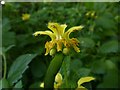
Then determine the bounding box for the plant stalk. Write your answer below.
[44,53,64,89]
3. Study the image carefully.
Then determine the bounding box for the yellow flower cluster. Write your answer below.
[22,13,30,21]
[33,22,84,55]
[85,11,97,19]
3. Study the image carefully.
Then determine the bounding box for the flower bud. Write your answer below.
[91,11,95,17]
[50,48,56,56]
[85,11,91,17]
[62,48,69,55]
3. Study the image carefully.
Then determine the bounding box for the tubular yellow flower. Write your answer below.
[55,73,62,86]
[33,22,84,55]
[40,73,63,88]
[22,13,30,21]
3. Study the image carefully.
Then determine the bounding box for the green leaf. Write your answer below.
[91,60,106,74]
[77,68,91,77]
[105,60,116,70]
[70,59,82,72]
[14,80,22,88]
[60,56,71,88]
[96,12,115,29]
[99,40,118,54]
[97,69,119,88]
[7,54,37,85]
[0,78,10,89]
[79,37,95,48]
[2,30,16,47]
[2,18,11,31]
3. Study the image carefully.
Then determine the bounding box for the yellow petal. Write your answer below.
[33,31,55,40]
[48,22,67,40]
[73,45,80,53]
[45,41,55,55]
[70,38,80,52]
[77,77,95,87]
[48,22,60,35]
[56,40,63,52]
[60,24,67,35]
[64,25,84,39]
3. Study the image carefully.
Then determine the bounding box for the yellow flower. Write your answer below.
[40,73,63,89]
[33,22,84,55]
[22,13,30,21]
[76,77,95,90]
[54,73,63,88]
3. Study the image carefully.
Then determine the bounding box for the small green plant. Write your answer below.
[1,46,37,89]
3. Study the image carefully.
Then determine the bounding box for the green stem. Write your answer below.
[44,53,64,89]
[3,54,7,79]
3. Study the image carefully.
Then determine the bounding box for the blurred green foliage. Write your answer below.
[1,2,119,89]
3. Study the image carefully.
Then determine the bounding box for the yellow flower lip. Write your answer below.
[33,22,84,55]
[76,76,95,90]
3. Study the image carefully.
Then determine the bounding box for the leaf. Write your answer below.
[95,12,115,29]
[77,68,91,77]
[97,69,119,88]
[2,18,11,31]
[7,54,37,85]
[105,60,116,70]
[99,40,118,54]
[91,60,106,74]
[14,80,22,88]
[0,78,10,89]
[77,77,95,87]
[2,30,16,47]
[60,56,71,88]
[70,59,82,72]
[79,37,95,48]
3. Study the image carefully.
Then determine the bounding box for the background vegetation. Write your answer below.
[1,2,119,89]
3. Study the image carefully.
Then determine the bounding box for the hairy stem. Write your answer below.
[44,53,64,89]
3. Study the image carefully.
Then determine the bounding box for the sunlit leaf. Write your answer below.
[79,37,95,48]
[7,54,37,85]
